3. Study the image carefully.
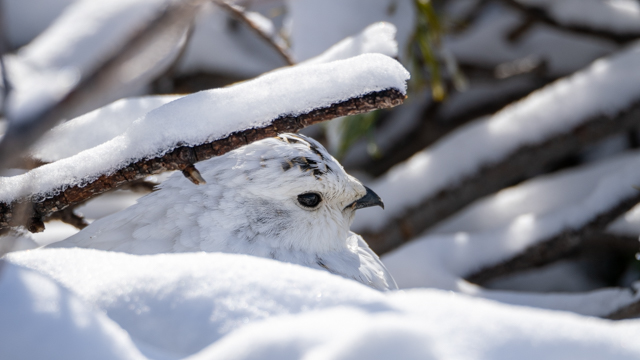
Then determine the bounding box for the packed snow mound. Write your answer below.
[188,289,640,360]
[5,249,640,359]
[6,248,388,357]
[0,260,146,360]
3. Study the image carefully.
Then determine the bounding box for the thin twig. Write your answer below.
[214,0,295,65]
[500,0,640,45]
[351,70,552,177]
[0,89,405,232]
[0,1,11,116]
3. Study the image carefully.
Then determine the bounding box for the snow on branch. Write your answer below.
[213,0,294,66]
[466,191,640,284]
[0,54,408,232]
[0,0,204,170]
[354,43,640,255]
[351,70,552,177]
[502,0,640,44]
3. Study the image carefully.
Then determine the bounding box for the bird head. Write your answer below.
[184,133,383,255]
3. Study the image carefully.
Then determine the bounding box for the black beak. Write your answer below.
[345,186,384,211]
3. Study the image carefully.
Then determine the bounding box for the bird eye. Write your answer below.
[297,193,322,208]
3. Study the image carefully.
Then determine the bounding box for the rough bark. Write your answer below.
[362,99,640,255]
[0,89,405,233]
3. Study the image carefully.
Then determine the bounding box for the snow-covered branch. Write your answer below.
[0,54,407,233]
[0,0,204,169]
[213,0,294,66]
[502,0,640,44]
[354,43,640,255]
[466,191,640,284]
[350,69,552,176]
[363,99,640,254]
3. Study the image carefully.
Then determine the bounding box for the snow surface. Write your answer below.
[517,0,640,34]
[354,41,640,232]
[429,150,640,236]
[6,249,389,358]
[0,54,409,203]
[190,290,640,360]
[31,95,180,162]
[5,249,640,360]
[0,261,146,360]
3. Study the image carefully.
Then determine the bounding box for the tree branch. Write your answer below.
[214,0,294,66]
[500,0,640,45]
[0,0,206,170]
[466,194,640,284]
[0,89,405,232]
[362,99,640,255]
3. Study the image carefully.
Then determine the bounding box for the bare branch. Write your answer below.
[214,0,295,66]
[363,99,640,255]
[500,0,640,45]
[0,0,207,170]
[0,89,405,232]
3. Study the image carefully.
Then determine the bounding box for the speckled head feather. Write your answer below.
[52,133,397,291]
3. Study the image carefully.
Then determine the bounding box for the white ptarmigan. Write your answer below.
[52,133,397,291]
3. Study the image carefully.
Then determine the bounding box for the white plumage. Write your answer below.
[52,133,397,291]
